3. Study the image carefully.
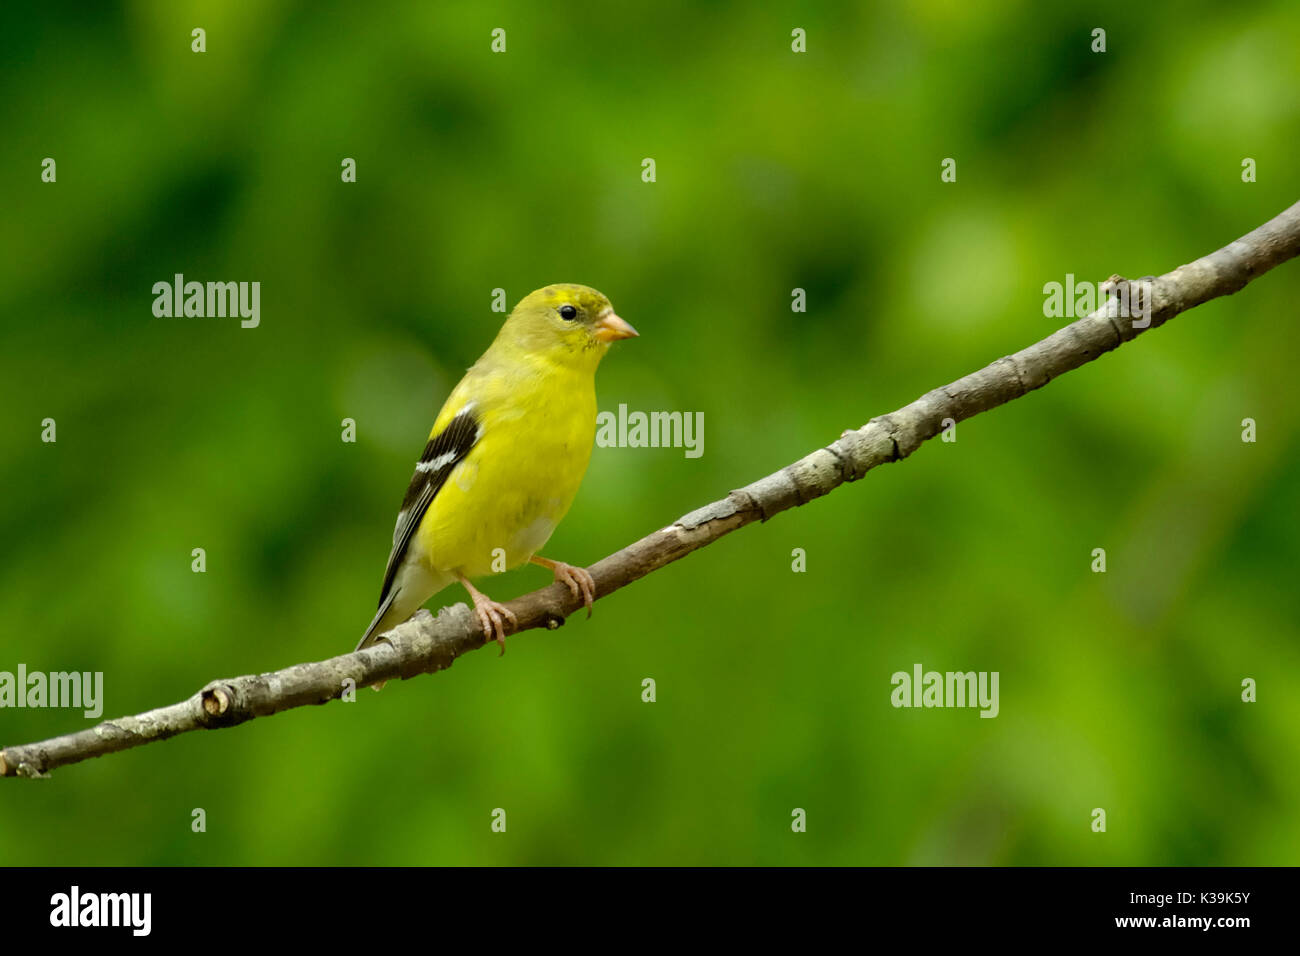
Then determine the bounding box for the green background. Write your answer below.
[2,0,1297,865]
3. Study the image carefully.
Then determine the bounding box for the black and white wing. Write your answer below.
[356,405,481,649]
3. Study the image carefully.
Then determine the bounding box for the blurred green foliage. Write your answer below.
[1,0,1298,865]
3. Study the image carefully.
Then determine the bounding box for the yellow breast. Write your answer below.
[414,358,597,579]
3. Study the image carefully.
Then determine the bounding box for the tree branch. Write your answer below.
[5,200,1299,778]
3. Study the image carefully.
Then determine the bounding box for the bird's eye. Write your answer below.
[559,304,578,320]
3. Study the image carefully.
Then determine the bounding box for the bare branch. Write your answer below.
[4,200,1298,778]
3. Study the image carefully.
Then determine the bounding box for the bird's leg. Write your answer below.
[456,573,517,655]
[530,556,596,618]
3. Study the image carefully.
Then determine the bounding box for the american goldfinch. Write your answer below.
[357,283,638,657]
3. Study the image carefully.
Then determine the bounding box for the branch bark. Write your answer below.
[4,200,1299,778]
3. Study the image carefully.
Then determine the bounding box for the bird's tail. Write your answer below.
[356,588,402,652]
[355,566,449,689]
[356,589,407,692]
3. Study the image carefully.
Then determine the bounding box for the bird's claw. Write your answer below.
[471,599,517,655]
[552,562,596,618]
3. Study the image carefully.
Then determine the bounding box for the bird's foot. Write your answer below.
[472,598,517,655]
[458,575,517,655]
[531,556,595,618]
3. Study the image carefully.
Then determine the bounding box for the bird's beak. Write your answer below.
[593,312,639,343]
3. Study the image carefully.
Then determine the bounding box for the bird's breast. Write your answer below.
[416,379,597,577]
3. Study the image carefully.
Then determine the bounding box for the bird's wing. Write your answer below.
[376,404,482,610]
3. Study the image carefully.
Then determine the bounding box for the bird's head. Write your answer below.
[498,284,638,367]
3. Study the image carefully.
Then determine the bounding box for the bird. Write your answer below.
[356,283,638,663]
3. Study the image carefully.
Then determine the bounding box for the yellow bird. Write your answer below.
[357,284,638,656]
